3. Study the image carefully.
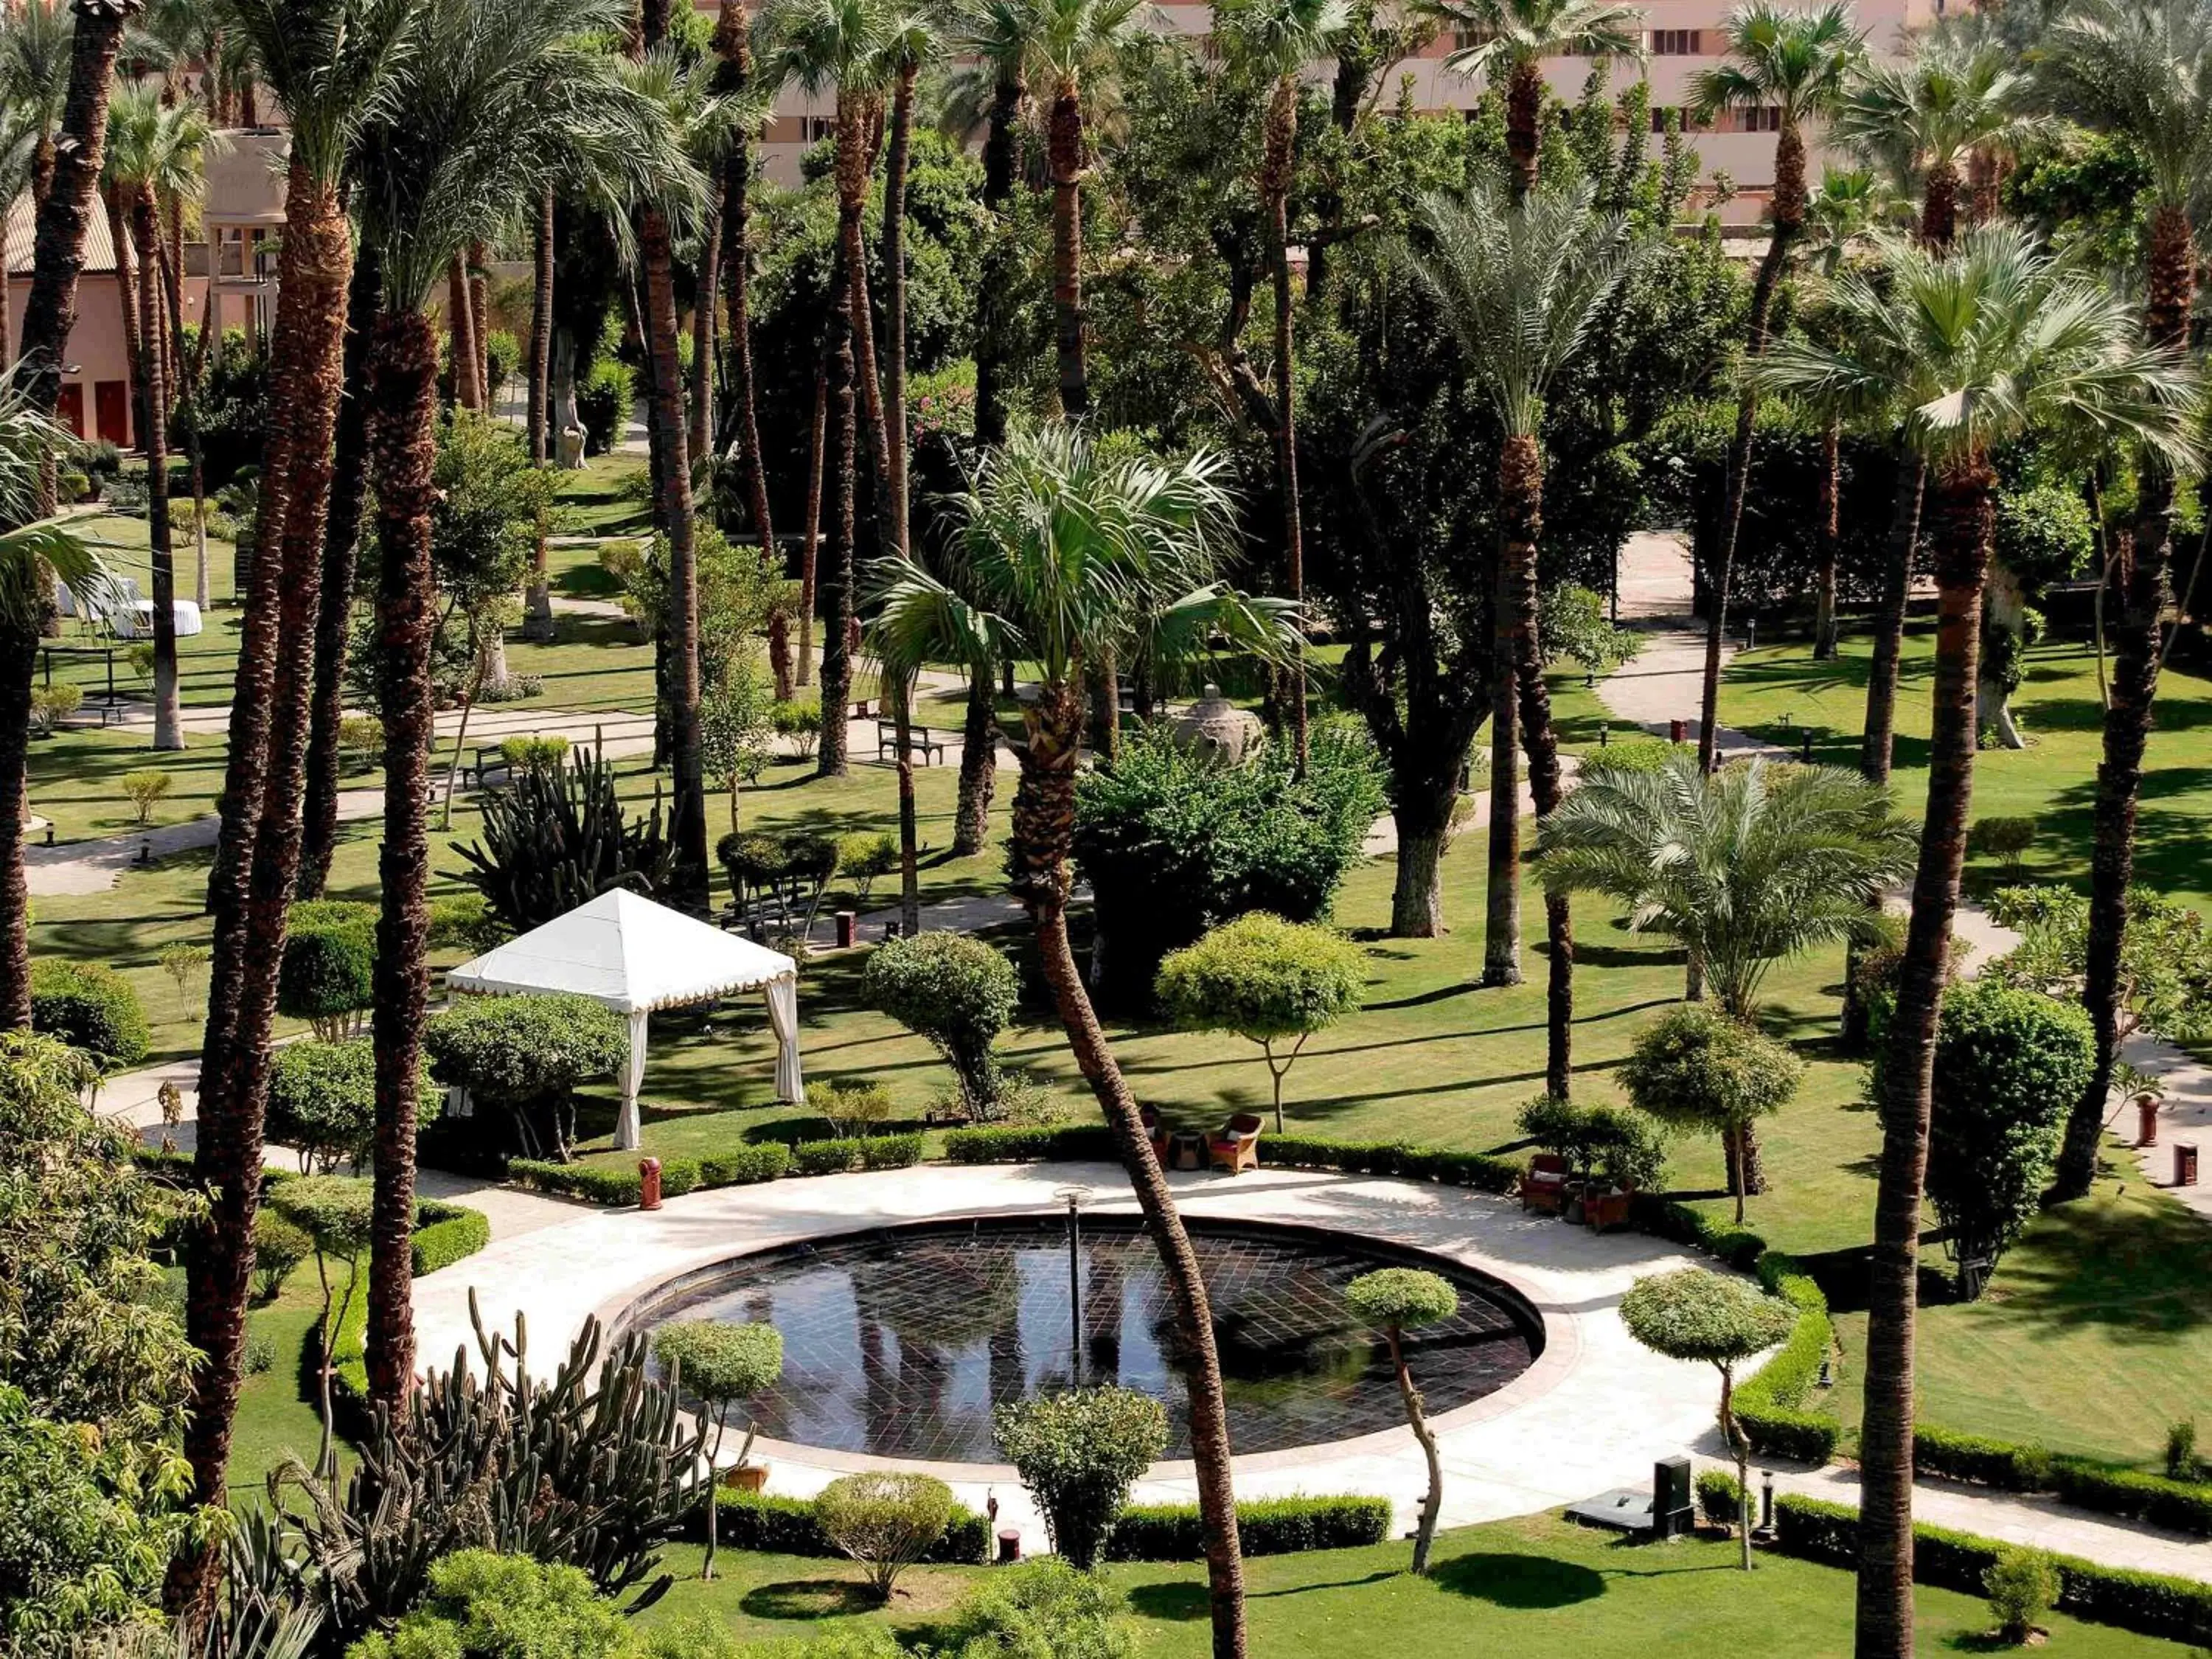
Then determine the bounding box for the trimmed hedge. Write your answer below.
[509,1156,702,1206]
[699,1144,793,1186]
[29,959,152,1070]
[789,1133,927,1177]
[696,1487,990,1565]
[1629,1194,1838,1463]
[411,1204,491,1277]
[1910,1427,2212,1536]
[1696,1470,1744,1526]
[1102,1496,1393,1560]
[1913,1425,2051,1492]
[1775,1494,2212,1646]
[325,1199,493,1404]
[939,1124,1523,1195]
[942,1124,1119,1164]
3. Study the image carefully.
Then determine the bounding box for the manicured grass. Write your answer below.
[633,1512,2191,1655]
[24,724,233,844]
[1718,627,2212,909]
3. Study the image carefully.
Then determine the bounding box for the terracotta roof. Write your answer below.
[6,192,122,280]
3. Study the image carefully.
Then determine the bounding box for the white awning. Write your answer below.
[448,889,802,1150]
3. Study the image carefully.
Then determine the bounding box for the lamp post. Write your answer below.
[1055,1185,1093,1385]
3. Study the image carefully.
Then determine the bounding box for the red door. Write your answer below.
[55,383,84,439]
[94,380,129,446]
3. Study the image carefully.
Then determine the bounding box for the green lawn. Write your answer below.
[632,1512,2191,1655]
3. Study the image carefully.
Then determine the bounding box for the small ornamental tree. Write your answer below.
[1345,1268,1460,1575]
[119,768,172,825]
[1514,1096,1669,1194]
[1154,914,1368,1131]
[993,1388,1169,1569]
[863,933,1021,1116]
[422,993,630,1162]
[277,900,378,1040]
[700,660,776,833]
[1619,1006,1805,1220]
[267,1037,434,1175]
[653,1321,783,1580]
[838,830,898,908]
[814,1471,956,1602]
[1618,1269,1796,1572]
[28,961,151,1076]
[268,1175,377,1478]
[1924,981,2093,1300]
[251,1209,312,1304]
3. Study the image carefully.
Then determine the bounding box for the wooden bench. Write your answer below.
[460,745,512,789]
[876,719,946,766]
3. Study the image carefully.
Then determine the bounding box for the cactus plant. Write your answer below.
[453,745,675,931]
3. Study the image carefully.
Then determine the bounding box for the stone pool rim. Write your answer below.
[591,1196,1579,1486]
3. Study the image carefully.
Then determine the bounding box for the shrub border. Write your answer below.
[1102,1495,1393,1559]
[689,1486,990,1565]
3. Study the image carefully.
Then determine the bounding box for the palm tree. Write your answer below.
[1030,0,1150,417]
[1420,0,1645,198]
[2035,0,2212,1200]
[1751,225,2198,1659]
[0,372,92,1029]
[103,86,211,755]
[167,0,414,1621]
[1401,178,1633,1088]
[524,189,557,641]
[1541,754,1916,1183]
[0,0,72,212]
[1794,166,1883,661]
[0,111,37,372]
[875,424,1299,1659]
[1220,0,1349,771]
[1686,0,1862,774]
[345,0,681,1424]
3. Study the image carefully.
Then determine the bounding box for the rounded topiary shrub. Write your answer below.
[29,960,150,1071]
[266,1036,432,1175]
[422,992,630,1163]
[815,1471,956,1601]
[277,901,377,1040]
[993,1387,1169,1570]
[863,933,1020,1117]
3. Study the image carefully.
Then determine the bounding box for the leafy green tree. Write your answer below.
[1620,1004,1804,1217]
[269,1037,432,1177]
[1155,914,1367,1131]
[815,1472,956,1602]
[863,932,1020,1116]
[1984,882,2212,1057]
[28,959,152,1074]
[994,1388,1169,1571]
[270,1175,376,1478]
[424,993,633,1164]
[277,899,377,1041]
[699,656,776,833]
[1619,1268,1795,1571]
[653,1321,782,1579]
[1344,1269,1458,1575]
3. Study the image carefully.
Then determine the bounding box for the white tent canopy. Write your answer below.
[447,888,801,1150]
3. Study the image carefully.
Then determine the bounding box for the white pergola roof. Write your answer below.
[448,888,796,1013]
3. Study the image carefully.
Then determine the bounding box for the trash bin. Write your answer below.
[639,1157,662,1211]
[2138,1092,2162,1147]
[2176,1144,2199,1189]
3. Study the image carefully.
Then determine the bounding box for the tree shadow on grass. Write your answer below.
[1430,1551,1606,1608]
[1126,1582,1210,1621]
[739,1579,883,1621]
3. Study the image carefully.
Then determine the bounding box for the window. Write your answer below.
[802,115,836,145]
[1451,26,1497,51]
[1649,28,1701,54]
[1740,105,1783,132]
[1649,105,1705,132]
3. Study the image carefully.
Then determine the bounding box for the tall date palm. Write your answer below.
[1753,226,2198,1659]
[1420,0,1645,199]
[875,425,1299,1659]
[2035,0,2212,1200]
[1402,178,1632,1093]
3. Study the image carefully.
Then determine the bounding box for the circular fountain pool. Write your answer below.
[624,1216,1542,1463]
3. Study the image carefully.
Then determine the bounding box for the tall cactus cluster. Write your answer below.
[454,745,676,932]
[245,1292,707,1646]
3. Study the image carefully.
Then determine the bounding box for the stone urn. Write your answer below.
[1172,684,1262,765]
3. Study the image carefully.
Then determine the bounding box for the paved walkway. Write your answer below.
[1599,532,1791,762]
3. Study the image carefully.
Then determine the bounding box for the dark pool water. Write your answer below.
[633,1217,1539,1462]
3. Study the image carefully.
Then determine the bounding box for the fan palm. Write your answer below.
[1400,178,1633,1093]
[1752,224,2199,1659]
[2035,0,2212,1200]
[344,0,688,1447]
[1219,0,1349,770]
[873,424,1298,1659]
[1835,24,2039,248]
[0,369,92,1031]
[102,87,212,754]
[1419,0,1645,198]
[0,0,72,209]
[1686,0,1863,773]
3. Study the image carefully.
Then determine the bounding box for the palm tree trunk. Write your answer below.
[1500,435,1570,1094]
[642,203,711,914]
[2056,201,2194,1201]
[523,188,556,642]
[468,240,490,403]
[818,262,855,778]
[1505,58,1543,200]
[1015,680,1246,1659]
[973,71,1023,446]
[689,202,719,464]
[131,195,183,752]
[1482,541,1523,987]
[799,350,826,688]
[1813,414,1840,660]
[105,187,142,449]
[1699,119,1804,774]
[1861,455,1923,786]
[883,60,917,558]
[1048,77,1088,418]
[954,663,995,856]
[0,625,36,1027]
[169,168,353,1623]
[157,237,212,613]
[299,251,379,900]
[1265,74,1308,770]
[1921,160,1958,251]
[363,307,438,1408]
[1854,454,1993,1659]
[448,257,479,410]
[894,671,919,934]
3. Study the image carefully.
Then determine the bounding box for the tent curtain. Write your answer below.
[764,975,801,1102]
[616,1006,650,1150]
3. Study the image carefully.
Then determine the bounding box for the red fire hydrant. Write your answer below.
[639,1157,662,1211]
[2138,1092,2163,1148]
